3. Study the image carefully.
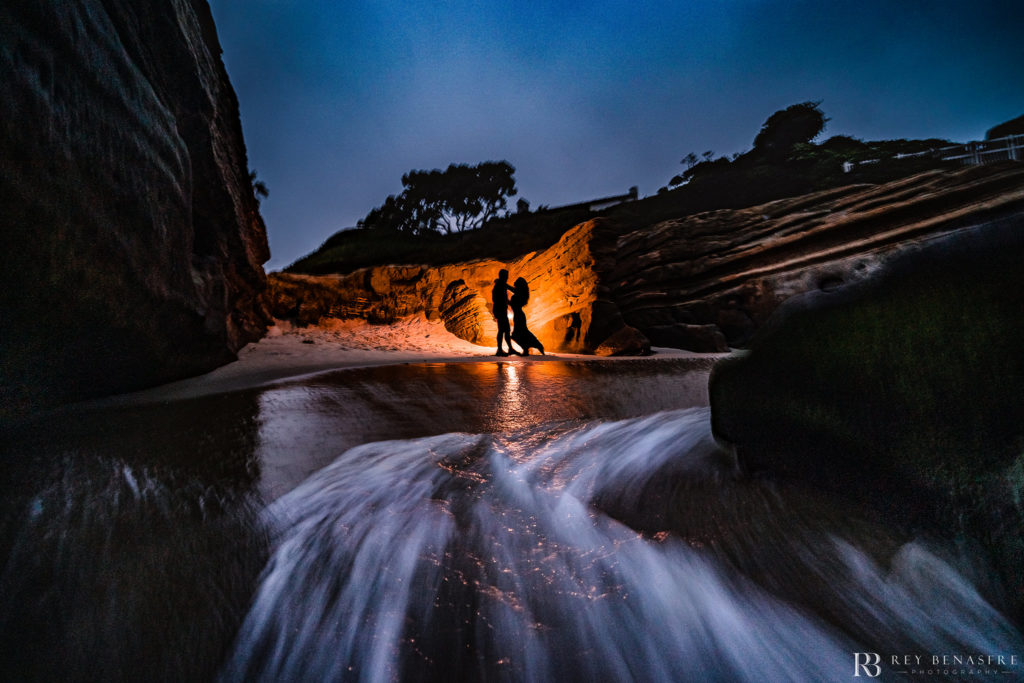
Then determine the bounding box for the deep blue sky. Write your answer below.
[208,0,1024,271]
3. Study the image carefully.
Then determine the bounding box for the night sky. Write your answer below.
[208,1,1024,271]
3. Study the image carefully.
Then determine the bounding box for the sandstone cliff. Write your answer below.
[269,219,649,356]
[271,163,1024,356]
[610,162,1024,351]
[1,0,270,419]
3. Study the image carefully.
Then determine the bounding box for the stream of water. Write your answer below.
[1,359,1020,681]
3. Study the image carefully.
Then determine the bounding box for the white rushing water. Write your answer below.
[222,408,1022,682]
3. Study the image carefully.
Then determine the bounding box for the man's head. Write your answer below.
[498,269,509,281]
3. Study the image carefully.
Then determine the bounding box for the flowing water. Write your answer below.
[1,359,1020,681]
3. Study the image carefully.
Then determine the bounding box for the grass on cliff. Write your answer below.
[286,206,595,275]
[286,143,957,276]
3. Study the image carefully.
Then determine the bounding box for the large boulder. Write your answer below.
[709,213,1024,618]
[0,0,270,420]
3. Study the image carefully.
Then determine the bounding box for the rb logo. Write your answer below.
[853,652,882,677]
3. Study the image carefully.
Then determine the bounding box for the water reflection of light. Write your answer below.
[494,362,528,433]
[504,362,520,385]
[465,361,551,440]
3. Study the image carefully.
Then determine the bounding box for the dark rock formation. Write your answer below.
[0,0,270,420]
[709,214,1024,619]
[608,163,1024,351]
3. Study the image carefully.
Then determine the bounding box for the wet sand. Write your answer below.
[87,314,725,407]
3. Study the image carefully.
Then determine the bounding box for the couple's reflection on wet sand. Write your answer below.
[491,270,544,356]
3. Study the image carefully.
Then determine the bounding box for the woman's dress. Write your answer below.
[510,293,543,353]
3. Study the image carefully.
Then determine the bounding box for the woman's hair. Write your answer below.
[514,277,529,305]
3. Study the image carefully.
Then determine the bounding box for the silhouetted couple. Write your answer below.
[492,269,545,356]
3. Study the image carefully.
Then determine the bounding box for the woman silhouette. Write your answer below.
[509,277,545,356]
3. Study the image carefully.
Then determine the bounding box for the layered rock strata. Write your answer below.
[1,0,270,419]
[609,163,1024,351]
[269,220,649,356]
[274,164,1023,357]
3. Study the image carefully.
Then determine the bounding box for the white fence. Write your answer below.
[843,134,1024,173]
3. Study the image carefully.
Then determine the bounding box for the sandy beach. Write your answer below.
[90,314,720,407]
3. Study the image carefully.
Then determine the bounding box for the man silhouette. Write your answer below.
[491,269,515,356]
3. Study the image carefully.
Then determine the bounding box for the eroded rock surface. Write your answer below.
[269,220,649,355]
[609,163,1024,350]
[1,0,270,419]
[273,164,1024,358]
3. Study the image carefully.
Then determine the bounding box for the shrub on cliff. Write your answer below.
[752,101,828,161]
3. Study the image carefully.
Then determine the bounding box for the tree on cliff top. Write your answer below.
[752,101,828,160]
[359,161,517,235]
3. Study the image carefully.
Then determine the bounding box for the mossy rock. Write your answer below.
[709,213,1024,617]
